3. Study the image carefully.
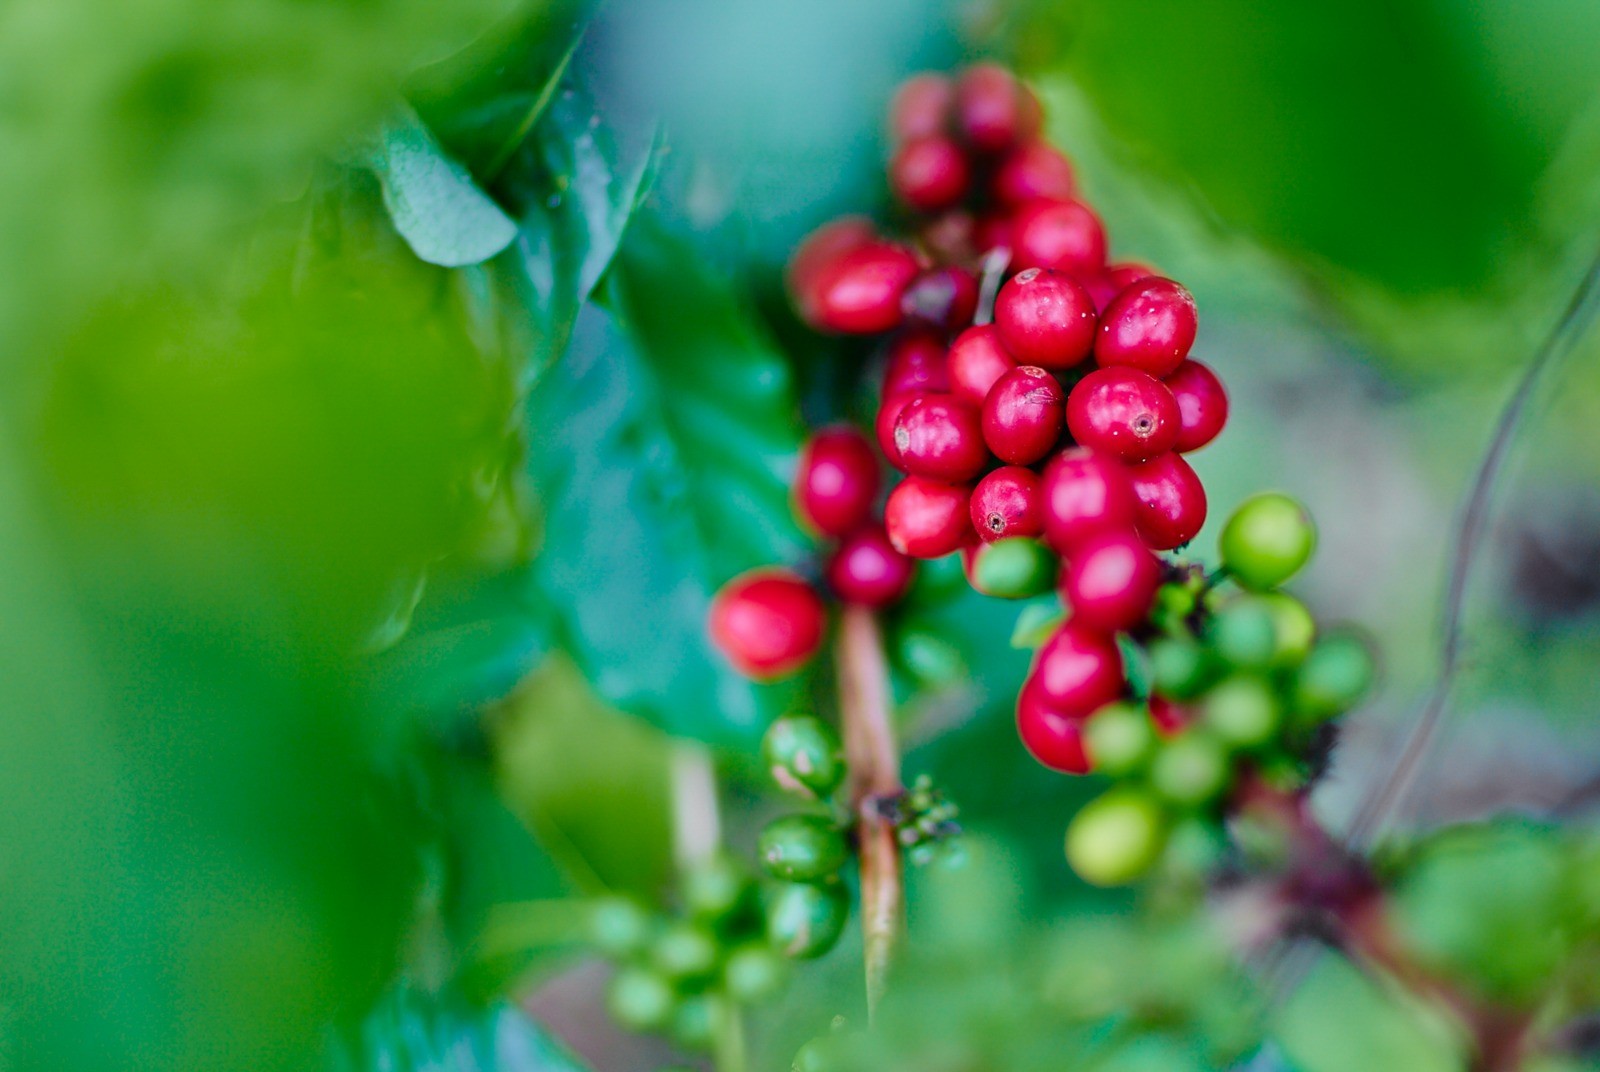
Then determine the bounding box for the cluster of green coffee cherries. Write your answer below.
[1063,493,1376,886]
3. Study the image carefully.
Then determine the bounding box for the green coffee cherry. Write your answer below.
[1066,788,1169,887]
[1150,731,1231,808]
[1208,597,1279,670]
[765,880,850,958]
[588,896,653,958]
[792,1035,842,1072]
[1220,493,1316,591]
[970,537,1058,599]
[1082,702,1158,777]
[670,992,729,1050]
[722,942,790,1004]
[607,965,676,1032]
[649,920,720,982]
[1149,635,1213,699]
[1259,591,1315,666]
[683,852,754,922]
[758,814,851,883]
[762,715,845,800]
[896,627,965,687]
[1294,631,1375,719]
[1200,674,1281,749]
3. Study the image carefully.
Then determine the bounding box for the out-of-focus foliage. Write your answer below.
[333,984,592,1072]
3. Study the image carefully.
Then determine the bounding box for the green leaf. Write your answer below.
[335,985,592,1072]
[522,214,810,746]
[375,111,519,268]
[1272,953,1459,1072]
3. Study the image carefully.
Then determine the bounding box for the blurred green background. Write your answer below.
[5,1,1600,1070]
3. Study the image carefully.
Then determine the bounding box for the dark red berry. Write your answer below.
[982,365,1066,465]
[881,332,950,398]
[920,210,977,264]
[890,135,971,213]
[1086,265,1158,314]
[974,212,1014,254]
[1031,621,1125,716]
[954,63,1040,153]
[970,466,1043,542]
[1010,198,1107,277]
[993,141,1076,205]
[1165,359,1228,452]
[809,242,921,334]
[885,476,974,558]
[1039,447,1139,554]
[826,526,915,608]
[1094,277,1197,378]
[1061,529,1162,633]
[1125,452,1207,550]
[1066,367,1180,462]
[901,266,979,332]
[948,325,1017,406]
[794,426,880,538]
[788,217,875,323]
[992,268,1096,369]
[1150,695,1189,737]
[889,73,954,143]
[709,569,826,680]
[1016,680,1092,774]
[892,394,988,482]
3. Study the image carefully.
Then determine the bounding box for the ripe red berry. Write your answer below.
[808,242,921,334]
[788,217,875,322]
[1061,529,1162,633]
[1107,262,1156,290]
[890,135,971,213]
[1065,367,1180,462]
[882,332,950,398]
[709,569,826,680]
[993,141,1076,205]
[970,466,1043,542]
[993,268,1096,369]
[889,73,954,143]
[875,392,921,470]
[1125,452,1207,550]
[947,325,1017,406]
[794,426,880,538]
[1010,199,1107,278]
[954,63,1040,153]
[1165,359,1228,452]
[885,476,974,558]
[901,266,979,332]
[826,526,915,608]
[892,394,988,482]
[1016,680,1092,774]
[981,365,1066,465]
[1150,695,1189,737]
[1094,277,1197,377]
[1039,447,1139,554]
[1031,621,1125,715]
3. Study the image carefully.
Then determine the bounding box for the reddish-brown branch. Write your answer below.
[836,606,902,1024]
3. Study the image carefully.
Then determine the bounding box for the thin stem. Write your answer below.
[670,742,721,871]
[1346,246,1600,849]
[835,606,903,1025]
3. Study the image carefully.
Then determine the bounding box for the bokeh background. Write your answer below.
[4,1,1600,1070]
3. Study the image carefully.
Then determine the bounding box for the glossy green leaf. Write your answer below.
[334,985,592,1072]
[376,112,519,267]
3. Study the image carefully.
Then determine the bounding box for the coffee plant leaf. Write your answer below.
[333,984,591,1072]
[1272,954,1459,1072]
[375,111,519,268]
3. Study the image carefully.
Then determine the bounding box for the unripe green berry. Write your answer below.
[649,920,720,981]
[607,965,676,1032]
[670,992,728,1050]
[765,880,850,959]
[1208,597,1278,670]
[588,896,653,959]
[1200,674,1281,749]
[1150,731,1231,808]
[1149,635,1213,699]
[1066,788,1169,886]
[722,942,789,1004]
[762,716,845,800]
[683,852,754,922]
[970,537,1058,599]
[1259,591,1315,666]
[1294,631,1375,720]
[792,1035,842,1072]
[1082,701,1157,777]
[758,814,851,883]
[1220,493,1316,591]
[896,627,965,687]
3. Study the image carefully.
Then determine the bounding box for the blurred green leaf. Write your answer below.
[1272,953,1459,1072]
[335,985,592,1072]
[376,111,519,267]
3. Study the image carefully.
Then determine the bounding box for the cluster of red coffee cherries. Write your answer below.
[711,63,1229,778]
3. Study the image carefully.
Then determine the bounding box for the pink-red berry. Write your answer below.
[885,476,974,558]
[1010,198,1107,278]
[948,325,1017,406]
[901,266,978,332]
[981,365,1066,465]
[794,427,879,537]
[889,73,954,144]
[882,332,950,398]
[1066,367,1180,462]
[993,141,1076,205]
[826,526,915,608]
[993,268,1096,369]
[1039,447,1139,554]
[970,466,1044,542]
[875,392,923,471]
[890,135,971,213]
[1016,680,1092,774]
[1061,529,1162,633]
[892,394,989,482]
[1125,452,1207,550]
[808,242,921,334]
[954,64,1040,154]
[1094,277,1197,378]
[1165,359,1228,453]
[1031,621,1125,716]
[788,217,876,323]
[709,569,826,680]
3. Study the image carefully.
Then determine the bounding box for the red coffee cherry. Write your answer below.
[970,466,1043,542]
[809,242,921,334]
[885,476,975,558]
[788,216,875,322]
[993,268,1096,369]
[1066,367,1180,462]
[993,141,1076,205]
[1107,262,1156,289]
[709,569,826,680]
[890,135,971,213]
[875,392,923,471]
[1061,529,1162,633]
[1039,447,1139,554]
[1150,695,1190,737]
[826,525,915,608]
[901,266,979,332]
[954,63,1040,154]
[882,331,950,398]
[794,426,880,538]
[1125,452,1207,550]
[948,325,1017,406]
[1010,198,1107,278]
[982,365,1066,465]
[1016,680,1092,774]
[889,73,954,144]
[1165,359,1228,453]
[974,212,1014,254]
[892,394,989,482]
[1094,277,1197,378]
[1031,620,1125,715]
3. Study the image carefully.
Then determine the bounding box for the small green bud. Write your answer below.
[1208,597,1279,670]
[1259,591,1316,666]
[670,992,729,1050]
[588,896,653,959]
[1201,674,1281,749]
[649,921,720,982]
[682,852,754,923]
[1082,701,1158,777]
[1150,731,1232,808]
[1149,634,1213,699]
[722,942,789,1004]
[606,965,675,1032]
[1294,630,1376,720]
